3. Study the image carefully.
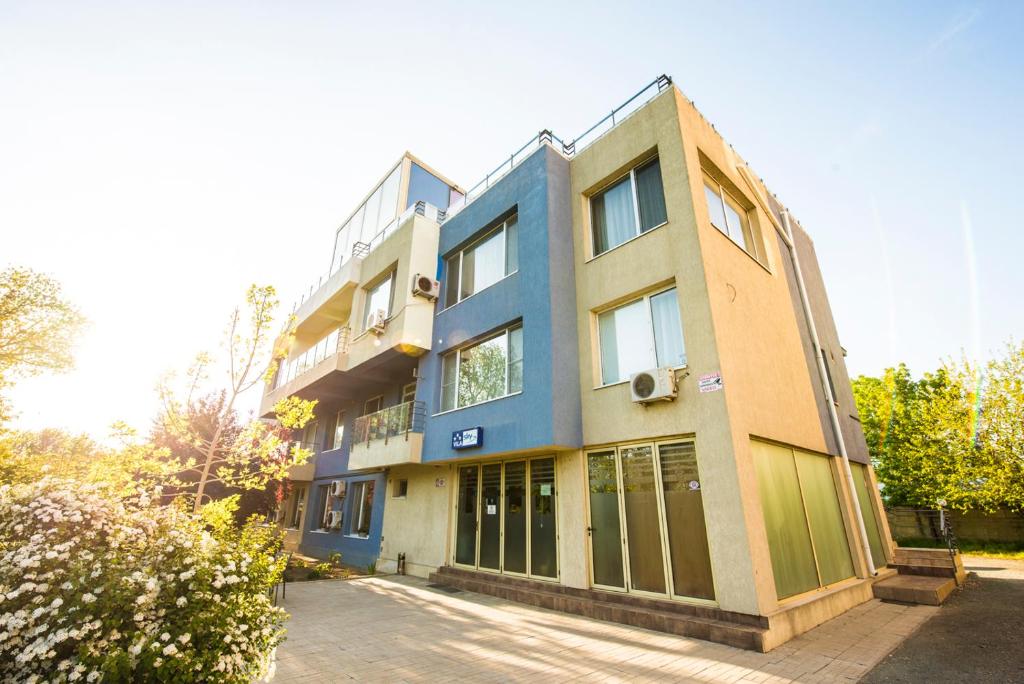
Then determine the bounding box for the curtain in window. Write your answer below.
[650,289,685,368]
[598,300,651,384]
[592,177,636,254]
[635,159,667,231]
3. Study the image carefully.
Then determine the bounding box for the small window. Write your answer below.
[591,157,667,256]
[702,169,758,259]
[401,382,417,405]
[363,271,395,331]
[301,421,318,450]
[362,396,383,416]
[329,410,346,450]
[598,287,685,385]
[440,325,523,411]
[444,214,519,308]
[347,480,375,537]
[394,479,409,498]
[822,350,839,405]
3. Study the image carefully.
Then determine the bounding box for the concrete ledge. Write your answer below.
[873,574,957,606]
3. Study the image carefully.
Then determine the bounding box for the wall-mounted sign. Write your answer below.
[452,427,483,450]
[698,372,723,393]
[434,478,446,488]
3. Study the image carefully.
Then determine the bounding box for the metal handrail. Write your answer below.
[274,326,352,389]
[352,400,426,446]
[444,74,673,221]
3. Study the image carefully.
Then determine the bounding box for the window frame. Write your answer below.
[328,410,345,451]
[437,324,524,415]
[701,170,760,261]
[314,484,334,532]
[595,286,686,387]
[346,480,375,539]
[362,269,396,333]
[443,214,519,310]
[288,485,306,530]
[589,155,668,259]
[393,479,409,498]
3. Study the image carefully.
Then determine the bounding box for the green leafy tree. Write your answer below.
[157,285,316,513]
[853,341,1024,512]
[0,267,86,424]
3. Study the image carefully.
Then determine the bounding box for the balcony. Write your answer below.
[286,441,319,481]
[260,327,351,416]
[348,401,426,470]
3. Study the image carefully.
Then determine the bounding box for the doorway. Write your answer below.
[586,439,715,601]
[453,456,557,579]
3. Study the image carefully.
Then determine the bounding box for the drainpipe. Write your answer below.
[779,209,876,576]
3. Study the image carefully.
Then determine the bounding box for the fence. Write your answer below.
[886,507,1024,544]
[352,400,426,446]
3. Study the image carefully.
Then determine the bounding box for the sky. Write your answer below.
[2,1,1021,439]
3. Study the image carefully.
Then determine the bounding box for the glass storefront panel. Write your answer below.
[620,445,666,594]
[455,466,478,566]
[503,461,527,574]
[752,440,819,599]
[587,451,625,588]
[794,450,854,586]
[529,458,557,578]
[479,464,502,570]
[851,462,887,568]
[658,442,715,600]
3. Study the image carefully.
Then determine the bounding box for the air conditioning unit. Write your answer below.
[330,480,346,498]
[326,510,343,530]
[630,367,678,403]
[412,273,440,301]
[366,309,388,335]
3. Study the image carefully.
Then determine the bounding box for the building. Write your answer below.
[265,76,895,650]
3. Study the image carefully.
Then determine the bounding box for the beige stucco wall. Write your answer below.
[348,432,423,471]
[556,450,589,588]
[378,463,454,578]
[568,89,762,615]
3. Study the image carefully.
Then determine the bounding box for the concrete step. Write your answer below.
[428,566,769,651]
[892,547,966,583]
[872,574,957,606]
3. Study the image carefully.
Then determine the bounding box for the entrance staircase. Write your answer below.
[872,547,965,606]
[428,566,769,651]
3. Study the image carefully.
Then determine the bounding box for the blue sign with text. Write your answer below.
[452,427,483,450]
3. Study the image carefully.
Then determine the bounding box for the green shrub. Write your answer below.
[0,478,287,682]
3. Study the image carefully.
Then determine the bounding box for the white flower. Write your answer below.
[160,632,170,641]
[176,596,187,607]
[82,593,96,603]
[162,644,178,656]
[178,633,191,644]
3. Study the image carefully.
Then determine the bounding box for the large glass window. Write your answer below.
[598,287,685,385]
[702,170,758,259]
[363,272,395,331]
[347,480,375,538]
[440,325,523,412]
[591,157,667,256]
[315,484,333,531]
[850,462,887,568]
[752,441,855,600]
[444,215,519,308]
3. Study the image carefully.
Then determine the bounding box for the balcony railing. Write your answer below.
[275,326,351,389]
[445,74,673,221]
[352,400,426,446]
[291,201,446,314]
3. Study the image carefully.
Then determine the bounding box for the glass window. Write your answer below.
[529,457,557,578]
[363,272,394,331]
[362,187,383,244]
[702,170,757,258]
[851,463,887,568]
[316,484,332,531]
[440,325,523,411]
[591,157,667,256]
[348,481,375,538]
[407,162,453,211]
[289,485,306,529]
[393,479,408,498]
[331,410,345,450]
[445,215,518,307]
[598,287,685,385]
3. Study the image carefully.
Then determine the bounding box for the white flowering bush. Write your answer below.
[0,478,287,683]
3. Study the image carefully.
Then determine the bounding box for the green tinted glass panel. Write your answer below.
[794,451,854,586]
[529,458,557,578]
[479,464,502,570]
[658,442,715,600]
[752,441,819,599]
[851,463,887,568]
[620,445,666,594]
[455,466,478,565]
[587,451,625,588]
[503,461,527,574]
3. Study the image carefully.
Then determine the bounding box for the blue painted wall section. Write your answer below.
[418,146,581,462]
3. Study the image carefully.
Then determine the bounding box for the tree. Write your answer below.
[0,267,86,424]
[853,341,1024,512]
[157,285,316,513]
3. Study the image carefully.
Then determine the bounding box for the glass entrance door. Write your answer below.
[452,458,556,579]
[455,465,478,566]
[585,440,716,602]
[479,463,502,571]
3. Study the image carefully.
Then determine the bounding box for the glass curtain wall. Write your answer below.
[850,462,887,568]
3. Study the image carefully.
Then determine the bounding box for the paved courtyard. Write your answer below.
[274,575,937,683]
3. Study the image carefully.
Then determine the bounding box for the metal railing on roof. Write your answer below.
[444,74,673,221]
